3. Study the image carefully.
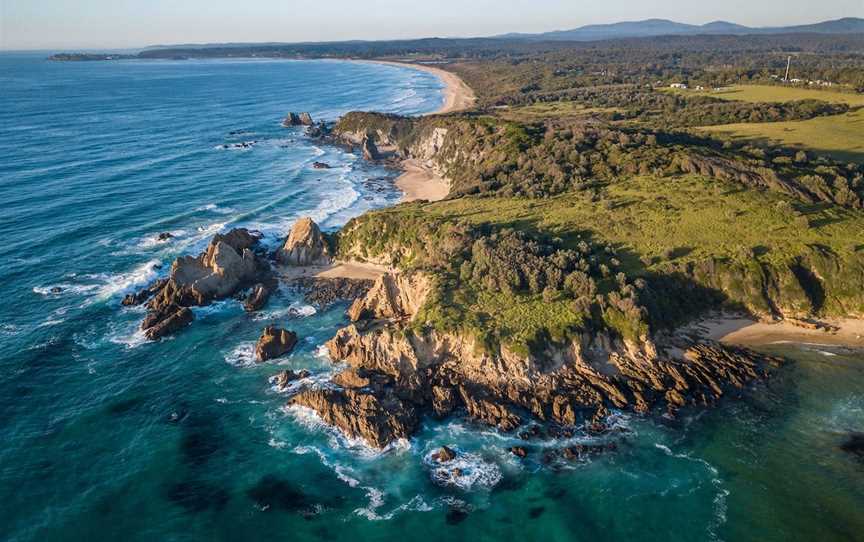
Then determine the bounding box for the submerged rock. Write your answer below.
[312,161,331,169]
[255,326,298,362]
[158,232,173,241]
[277,217,331,266]
[840,432,864,459]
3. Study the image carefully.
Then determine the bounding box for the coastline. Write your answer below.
[685,314,864,349]
[359,59,473,202]
[359,59,476,115]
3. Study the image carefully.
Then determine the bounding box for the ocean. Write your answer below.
[0,53,862,542]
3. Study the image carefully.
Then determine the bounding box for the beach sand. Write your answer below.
[361,59,474,202]
[395,158,449,202]
[687,314,864,348]
[276,261,388,281]
[365,60,476,115]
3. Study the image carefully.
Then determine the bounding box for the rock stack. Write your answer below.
[277,217,331,266]
[282,112,314,127]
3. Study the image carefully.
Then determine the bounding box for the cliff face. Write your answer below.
[289,270,781,448]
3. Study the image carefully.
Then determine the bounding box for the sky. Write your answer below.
[1,0,862,50]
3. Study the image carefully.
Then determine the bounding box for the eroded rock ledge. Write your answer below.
[289,271,783,448]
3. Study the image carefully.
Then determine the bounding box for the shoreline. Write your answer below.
[354,58,471,202]
[683,314,864,349]
[358,59,477,115]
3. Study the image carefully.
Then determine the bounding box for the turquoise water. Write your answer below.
[1,54,863,542]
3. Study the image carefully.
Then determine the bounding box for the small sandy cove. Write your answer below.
[689,314,864,348]
[359,59,477,203]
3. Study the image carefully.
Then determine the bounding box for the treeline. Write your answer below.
[336,112,864,206]
[492,85,850,127]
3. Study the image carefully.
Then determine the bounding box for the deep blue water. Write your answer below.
[1,53,863,542]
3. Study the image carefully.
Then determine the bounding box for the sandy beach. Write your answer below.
[359,59,474,202]
[395,158,450,202]
[276,261,389,281]
[364,59,477,115]
[686,314,864,348]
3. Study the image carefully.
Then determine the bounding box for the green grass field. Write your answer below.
[665,84,864,106]
[378,173,864,271]
[700,108,864,163]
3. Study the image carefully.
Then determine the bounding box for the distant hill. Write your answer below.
[498,17,864,41]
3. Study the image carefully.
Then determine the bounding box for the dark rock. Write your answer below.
[158,232,173,241]
[312,161,331,169]
[123,278,168,306]
[361,135,380,161]
[509,446,528,458]
[255,326,298,362]
[49,286,63,294]
[432,446,456,463]
[529,506,545,519]
[142,304,193,340]
[287,387,418,449]
[293,277,374,308]
[282,112,314,127]
[840,432,864,459]
[273,369,311,390]
[243,278,277,312]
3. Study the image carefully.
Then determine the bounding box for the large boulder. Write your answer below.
[277,218,331,266]
[255,326,299,362]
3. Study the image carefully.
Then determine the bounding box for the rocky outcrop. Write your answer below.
[273,369,311,391]
[255,326,299,362]
[289,270,784,448]
[128,228,268,339]
[293,277,374,307]
[289,385,419,448]
[243,278,278,312]
[361,135,381,161]
[282,112,314,127]
[277,217,331,266]
[346,273,431,322]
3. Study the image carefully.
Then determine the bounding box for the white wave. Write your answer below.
[423,447,502,491]
[191,300,237,319]
[107,321,149,349]
[195,203,235,214]
[38,318,65,328]
[224,341,257,368]
[0,323,21,337]
[252,302,317,322]
[136,230,187,250]
[33,283,100,297]
[88,259,162,301]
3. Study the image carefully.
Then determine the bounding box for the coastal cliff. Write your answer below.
[290,268,781,448]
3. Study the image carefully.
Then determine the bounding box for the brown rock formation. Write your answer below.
[255,326,299,362]
[289,270,783,448]
[361,135,380,161]
[282,112,314,127]
[277,217,331,266]
[243,278,278,312]
[131,228,267,339]
[273,369,311,390]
